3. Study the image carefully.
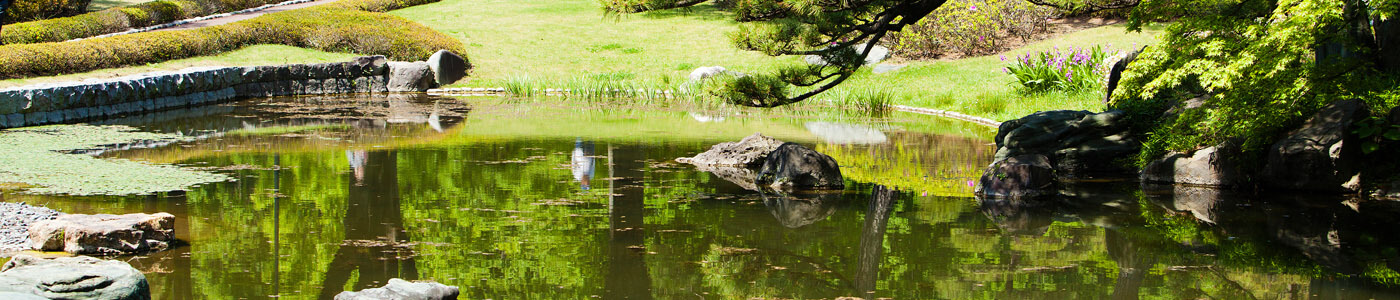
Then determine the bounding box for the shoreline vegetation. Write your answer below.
[1,0,1159,123]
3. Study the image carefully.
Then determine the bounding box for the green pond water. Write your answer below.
[2,95,1399,299]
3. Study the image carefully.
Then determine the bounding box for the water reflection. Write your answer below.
[4,98,1399,299]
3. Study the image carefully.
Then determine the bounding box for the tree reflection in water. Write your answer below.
[317,150,419,298]
[605,145,653,299]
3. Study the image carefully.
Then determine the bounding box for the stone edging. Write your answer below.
[70,0,319,42]
[0,55,446,129]
[890,104,1002,127]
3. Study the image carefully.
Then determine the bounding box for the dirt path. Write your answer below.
[150,0,339,32]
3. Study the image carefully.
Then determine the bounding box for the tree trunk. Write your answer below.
[1377,17,1400,73]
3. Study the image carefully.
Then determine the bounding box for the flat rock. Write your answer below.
[29,212,176,255]
[334,278,459,300]
[0,254,150,300]
[676,133,785,168]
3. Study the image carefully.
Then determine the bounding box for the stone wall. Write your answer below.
[0,52,466,129]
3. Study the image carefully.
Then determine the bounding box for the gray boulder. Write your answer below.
[427,50,470,86]
[757,143,845,190]
[29,212,176,255]
[387,62,437,92]
[334,278,459,300]
[0,254,150,300]
[1261,100,1366,192]
[1141,143,1245,187]
[688,66,729,82]
[975,154,1056,199]
[676,133,786,167]
[993,109,1139,178]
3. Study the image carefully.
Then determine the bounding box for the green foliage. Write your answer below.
[5,0,93,23]
[1,0,279,44]
[1353,117,1400,153]
[886,0,1053,59]
[1111,0,1396,163]
[1004,45,1113,93]
[0,0,464,78]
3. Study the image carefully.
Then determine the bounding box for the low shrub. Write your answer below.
[1,0,282,44]
[884,0,1054,59]
[5,0,93,23]
[0,0,464,78]
[1003,45,1114,93]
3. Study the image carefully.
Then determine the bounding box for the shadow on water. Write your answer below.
[4,96,1400,299]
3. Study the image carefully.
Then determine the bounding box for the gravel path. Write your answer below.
[0,202,60,253]
[150,0,339,32]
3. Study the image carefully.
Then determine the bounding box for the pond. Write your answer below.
[2,94,1399,299]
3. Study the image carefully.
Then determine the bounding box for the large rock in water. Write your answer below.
[757,143,845,190]
[0,254,150,300]
[335,278,460,300]
[1262,100,1366,192]
[676,133,785,167]
[29,212,176,255]
[992,109,1139,178]
[387,62,437,92]
[679,134,844,190]
[977,109,1139,198]
[1141,143,1246,187]
[426,50,469,86]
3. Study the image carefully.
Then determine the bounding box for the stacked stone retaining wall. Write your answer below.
[0,55,439,129]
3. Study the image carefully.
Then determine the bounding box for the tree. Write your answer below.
[1110,0,1400,165]
[600,0,948,107]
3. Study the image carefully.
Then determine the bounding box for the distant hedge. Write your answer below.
[0,0,463,78]
[5,0,94,23]
[0,0,287,44]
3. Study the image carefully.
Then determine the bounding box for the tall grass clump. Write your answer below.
[0,0,463,78]
[501,76,541,98]
[1003,45,1115,93]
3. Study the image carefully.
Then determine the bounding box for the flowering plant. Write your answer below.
[1003,45,1116,93]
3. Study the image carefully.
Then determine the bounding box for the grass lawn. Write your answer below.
[87,0,153,11]
[4,0,1164,122]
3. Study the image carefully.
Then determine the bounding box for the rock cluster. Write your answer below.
[0,254,150,300]
[0,51,470,129]
[678,133,844,190]
[0,202,60,253]
[335,278,459,300]
[29,212,178,255]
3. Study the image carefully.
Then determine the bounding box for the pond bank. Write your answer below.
[0,52,466,130]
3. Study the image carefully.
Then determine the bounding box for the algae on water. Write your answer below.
[0,125,230,196]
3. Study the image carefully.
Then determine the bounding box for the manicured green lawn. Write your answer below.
[87,0,153,11]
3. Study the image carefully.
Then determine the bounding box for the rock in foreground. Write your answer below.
[335,278,460,300]
[977,110,1138,198]
[29,212,176,255]
[0,254,150,300]
[1262,100,1366,192]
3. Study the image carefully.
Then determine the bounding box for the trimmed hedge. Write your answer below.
[5,0,93,23]
[0,0,464,78]
[1,0,281,44]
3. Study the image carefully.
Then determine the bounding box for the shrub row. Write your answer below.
[1,0,285,44]
[0,0,463,79]
[4,0,93,23]
[884,0,1054,59]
